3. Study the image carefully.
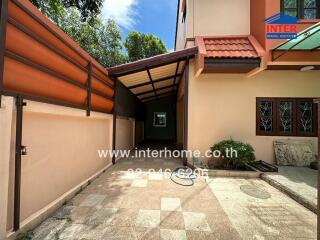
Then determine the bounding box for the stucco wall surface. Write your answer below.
[4,99,114,233]
[188,61,319,164]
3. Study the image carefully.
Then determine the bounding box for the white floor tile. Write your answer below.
[160,229,187,240]
[135,209,160,228]
[161,198,182,211]
[79,194,106,207]
[131,179,148,187]
[183,212,211,232]
[149,173,163,181]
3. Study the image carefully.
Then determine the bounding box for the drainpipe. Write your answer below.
[13,96,26,231]
[112,78,118,164]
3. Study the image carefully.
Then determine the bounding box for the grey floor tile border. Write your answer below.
[260,173,317,214]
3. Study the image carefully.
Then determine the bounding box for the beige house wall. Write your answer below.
[175,0,187,50]
[187,60,320,164]
[0,99,135,237]
[176,0,250,49]
[0,97,15,239]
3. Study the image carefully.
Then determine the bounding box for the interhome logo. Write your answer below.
[265,13,299,39]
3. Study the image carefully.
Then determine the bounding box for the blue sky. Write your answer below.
[101,0,177,51]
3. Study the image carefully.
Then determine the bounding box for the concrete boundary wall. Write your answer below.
[0,96,117,239]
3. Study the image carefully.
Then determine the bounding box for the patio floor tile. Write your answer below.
[102,226,136,240]
[30,156,317,240]
[161,197,182,211]
[149,173,164,181]
[79,194,106,207]
[32,218,69,240]
[160,211,185,230]
[86,207,118,226]
[185,231,216,240]
[182,212,211,232]
[112,208,139,227]
[135,209,161,228]
[131,179,148,187]
[160,229,187,240]
[135,227,160,240]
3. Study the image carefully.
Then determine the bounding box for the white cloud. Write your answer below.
[102,0,139,30]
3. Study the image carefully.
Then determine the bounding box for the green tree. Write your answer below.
[30,0,103,21]
[30,1,168,67]
[60,9,125,67]
[124,32,167,62]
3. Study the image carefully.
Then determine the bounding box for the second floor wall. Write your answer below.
[176,0,319,59]
[176,0,251,50]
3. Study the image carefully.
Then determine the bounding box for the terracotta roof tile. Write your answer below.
[203,37,259,58]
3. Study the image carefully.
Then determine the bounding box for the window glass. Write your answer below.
[259,101,274,132]
[304,9,317,18]
[257,98,317,137]
[285,0,298,7]
[299,101,313,133]
[305,0,316,7]
[279,101,294,133]
[282,0,319,19]
[285,9,298,17]
[153,112,167,127]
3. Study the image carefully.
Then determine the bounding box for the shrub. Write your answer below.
[16,230,33,240]
[210,139,255,169]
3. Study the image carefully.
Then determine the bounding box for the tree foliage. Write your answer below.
[124,32,167,62]
[30,0,168,67]
[30,0,103,21]
[59,9,125,67]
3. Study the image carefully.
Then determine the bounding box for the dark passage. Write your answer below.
[144,96,176,142]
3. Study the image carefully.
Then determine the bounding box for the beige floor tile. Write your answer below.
[86,207,118,226]
[183,212,211,232]
[59,224,87,240]
[80,194,106,207]
[135,227,160,240]
[135,209,161,228]
[205,212,241,239]
[149,173,164,181]
[161,197,182,211]
[102,196,124,208]
[160,211,185,230]
[181,197,222,212]
[70,206,95,224]
[112,208,139,227]
[102,226,136,240]
[121,194,161,210]
[185,231,216,240]
[131,179,148,187]
[160,229,187,240]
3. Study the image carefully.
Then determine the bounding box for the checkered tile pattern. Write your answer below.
[72,178,217,239]
[32,158,240,240]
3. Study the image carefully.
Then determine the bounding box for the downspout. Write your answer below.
[13,96,27,231]
[112,78,117,165]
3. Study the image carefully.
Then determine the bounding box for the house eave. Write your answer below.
[203,58,261,73]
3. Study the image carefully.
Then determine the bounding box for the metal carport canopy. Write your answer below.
[108,47,198,103]
[272,23,320,61]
